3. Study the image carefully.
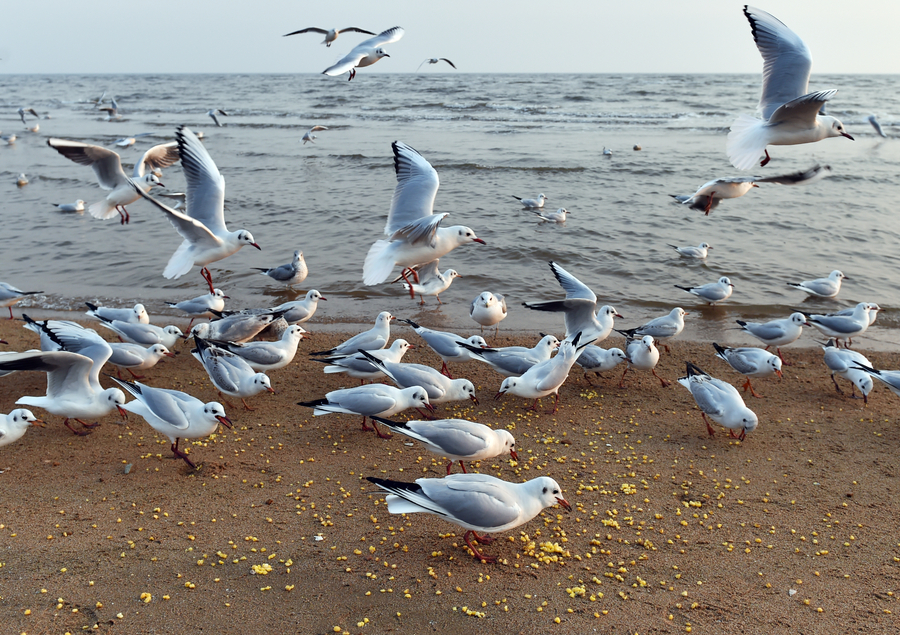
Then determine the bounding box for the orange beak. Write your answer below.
[556,497,572,511]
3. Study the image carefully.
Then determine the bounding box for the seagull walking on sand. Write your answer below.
[309,311,393,359]
[317,339,414,383]
[820,340,873,403]
[99,318,185,349]
[619,335,669,388]
[366,474,569,562]
[397,318,487,378]
[615,307,687,353]
[575,345,626,384]
[191,311,280,344]
[85,302,149,325]
[283,26,375,47]
[204,324,306,374]
[112,377,231,469]
[322,26,404,80]
[358,349,479,410]
[462,334,559,378]
[132,126,260,292]
[166,289,228,328]
[735,312,807,364]
[191,337,275,410]
[301,126,328,144]
[269,290,326,325]
[712,342,783,398]
[726,6,853,170]
[298,384,433,438]
[787,270,846,298]
[801,302,871,348]
[470,292,507,335]
[416,58,457,71]
[677,362,759,441]
[108,343,175,380]
[46,137,180,223]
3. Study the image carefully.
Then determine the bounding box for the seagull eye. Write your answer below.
[542,487,548,494]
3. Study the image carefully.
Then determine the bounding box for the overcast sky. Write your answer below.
[2,0,898,75]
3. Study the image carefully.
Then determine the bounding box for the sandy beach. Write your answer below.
[0,316,898,634]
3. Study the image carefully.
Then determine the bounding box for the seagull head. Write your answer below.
[535,477,571,511]
[237,231,261,250]
[495,377,514,400]
[718,277,734,288]
[824,116,854,140]
[207,403,233,429]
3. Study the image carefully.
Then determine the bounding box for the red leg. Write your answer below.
[361,416,373,431]
[127,368,146,380]
[652,369,671,387]
[200,267,215,294]
[369,419,392,439]
[440,361,454,379]
[216,391,236,410]
[618,366,630,388]
[702,413,716,437]
[7,306,13,320]
[760,149,771,167]
[704,193,715,215]
[446,461,454,475]
[776,347,792,366]
[418,295,425,305]
[63,418,95,436]
[831,374,843,394]
[548,392,560,414]
[436,294,443,305]
[463,530,497,563]
[528,398,541,411]
[459,460,467,474]
[172,438,197,469]
[241,398,256,411]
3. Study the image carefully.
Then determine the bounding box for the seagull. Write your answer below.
[675,276,734,305]
[369,416,515,475]
[511,193,547,209]
[17,107,39,125]
[357,349,479,408]
[800,302,871,347]
[366,474,569,562]
[0,283,43,320]
[868,115,887,138]
[191,337,274,410]
[191,311,280,344]
[298,384,433,438]
[678,362,759,440]
[16,174,28,186]
[269,290,326,325]
[309,311,393,358]
[787,270,846,298]
[533,208,569,223]
[619,335,669,388]
[495,335,590,414]
[726,6,853,170]
[828,302,880,326]
[1,134,17,145]
[131,126,260,292]
[523,261,623,343]
[207,324,306,373]
[668,242,712,259]
[735,312,807,364]
[108,343,175,380]
[851,362,900,400]
[416,58,457,71]
[397,318,487,377]
[712,342,783,398]
[820,340,873,403]
[98,98,121,120]
[112,133,153,147]
[317,339,414,383]
[166,289,228,328]
[391,260,461,305]
[46,137,180,224]
[575,345,627,384]
[85,302,149,325]
[0,409,43,448]
[207,109,228,127]
[112,377,231,469]
[470,292,507,335]
[253,250,308,287]
[363,142,485,287]
[602,147,613,156]
[615,307,688,353]
[53,200,85,213]
[462,335,560,378]
[283,26,376,47]
[98,318,185,348]
[322,26,404,80]
[301,126,328,144]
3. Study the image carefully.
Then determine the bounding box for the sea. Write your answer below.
[1,73,899,349]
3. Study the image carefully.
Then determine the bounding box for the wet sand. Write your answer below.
[0,318,898,634]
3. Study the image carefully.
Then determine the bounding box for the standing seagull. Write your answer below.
[397,318,487,378]
[0,282,43,320]
[207,109,228,127]
[166,288,228,328]
[112,377,231,469]
[209,325,306,373]
[309,311,394,358]
[726,6,853,170]
[132,126,260,293]
[301,126,328,144]
[675,276,734,305]
[283,26,375,47]
[47,138,180,223]
[363,142,485,287]
[787,270,846,298]
[416,58,457,71]
[712,342,783,398]
[677,362,759,441]
[615,307,687,353]
[392,260,461,305]
[269,289,326,325]
[495,335,589,414]
[820,340,873,403]
[619,335,669,388]
[298,384,433,438]
[470,292,507,335]
[736,313,807,364]
[322,26,404,80]
[191,337,275,410]
[253,249,308,287]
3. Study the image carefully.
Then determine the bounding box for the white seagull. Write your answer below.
[726,6,853,170]
[828,302,880,326]
[369,416,515,475]
[363,141,485,287]
[132,126,260,292]
[0,282,43,320]
[301,126,328,144]
[108,343,175,380]
[512,193,547,209]
[18,107,39,125]
[416,58,457,71]
[619,335,669,388]
[0,409,43,448]
[392,260,461,305]
[575,345,627,384]
[736,312,808,364]
[675,276,734,305]
[191,337,275,410]
[112,377,231,469]
[366,474,570,562]
[191,312,279,344]
[533,207,569,223]
[166,288,229,328]
[283,26,375,47]
[397,318,487,378]
[801,302,871,347]
[677,362,759,441]
[98,318,185,348]
[712,342,783,398]
[207,109,228,127]
[253,249,308,287]
[523,261,623,343]
[357,349,479,408]
[322,26,404,80]
[85,302,149,325]
[495,335,589,414]
[615,307,688,353]
[668,242,711,259]
[53,200,85,213]
[820,340,873,403]
[787,270,846,298]
[298,384,433,438]
[851,362,900,400]
[470,292,507,335]
[208,324,306,373]
[47,137,180,224]
[868,115,887,139]
[309,311,393,358]
[462,334,560,378]
[269,290,326,325]
[317,339,414,383]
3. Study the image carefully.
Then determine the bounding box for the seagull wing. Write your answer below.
[339,27,376,35]
[386,142,440,234]
[133,141,180,178]
[176,126,228,236]
[323,52,368,76]
[114,379,191,430]
[767,90,837,127]
[548,262,597,303]
[283,27,329,36]
[360,26,404,48]
[0,350,94,400]
[439,58,457,69]
[47,138,128,190]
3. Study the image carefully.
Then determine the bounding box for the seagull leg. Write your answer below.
[831,374,844,394]
[369,419,392,439]
[652,369,671,387]
[738,428,747,441]
[200,268,216,294]
[7,306,13,320]
[216,391,236,410]
[702,413,716,437]
[704,193,715,215]
[547,392,560,414]
[127,368,147,380]
[529,398,541,411]
[399,269,418,300]
[415,407,435,420]
[459,461,468,474]
[618,366,630,388]
[742,377,762,398]
[440,361,454,379]
[776,348,792,366]
[241,398,256,411]
[63,418,96,436]
[760,149,771,167]
[171,438,197,469]
[418,295,425,306]
[360,416,373,431]
[187,318,196,329]
[463,530,497,563]
[436,294,443,305]
[446,461,455,475]
[583,372,595,386]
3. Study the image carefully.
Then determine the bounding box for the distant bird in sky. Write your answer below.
[301,126,328,144]
[322,26,404,81]
[283,26,375,47]
[207,109,228,127]
[18,107,39,125]
[417,58,457,72]
[868,115,887,138]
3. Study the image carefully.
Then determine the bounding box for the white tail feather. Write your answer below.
[363,240,396,285]
[163,240,195,279]
[385,495,426,515]
[726,115,769,171]
[88,199,118,220]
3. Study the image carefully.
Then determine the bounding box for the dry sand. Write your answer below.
[0,317,898,634]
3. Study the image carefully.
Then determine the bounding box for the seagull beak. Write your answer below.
[615,313,624,319]
[469,394,479,405]
[117,405,129,419]
[164,352,177,358]
[383,53,391,58]
[556,497,572,511]
[775,369,783,378]
[751,183,759,188]
[0,339,7,344]
[31,419,45,428]
[682,311,690,315]
[424,402,435,412]
[320,296,328,301]
[222,295,230,299]
[251,243,261,250]
[509,449,518,461]
[842,275,851,280]
[493,390,506,400]
[473,238,486,244]
[267,387,277,394]
[216,415,233,429]
[841,132,854,140]
[407,343,416,349]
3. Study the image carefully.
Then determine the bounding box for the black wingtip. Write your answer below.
[712,342,728,355]
[735,319,748,327]
[297,398,328,408]
[685,361,707,377]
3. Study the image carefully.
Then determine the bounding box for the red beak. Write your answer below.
[251,243,261,250]
[556,497,572,511]
[841,132,854,140]
[473,238,486,244]
[216,415,233,429]
[510,449,518,461]
[117,405,128,418]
